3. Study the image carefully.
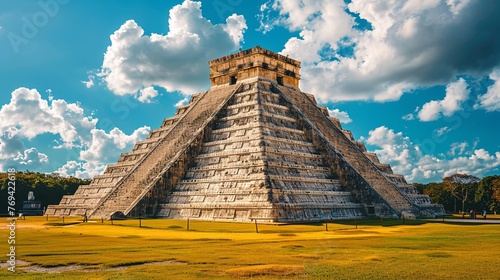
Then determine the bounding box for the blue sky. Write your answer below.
[0,0,499,183]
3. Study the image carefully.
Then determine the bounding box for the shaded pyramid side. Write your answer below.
[158,78,366,222]
[322,107,444,216]
[46,84,241,218]
[276,84,444,217]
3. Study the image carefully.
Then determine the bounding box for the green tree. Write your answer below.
[443,174,480,213]
[475,175,500,212]
[420,182,455,212]
[490,177,500,213]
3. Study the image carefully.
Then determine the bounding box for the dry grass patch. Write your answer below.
[292,254,322,260]
[426,252,453,258]
[278,232,296,236]
[281,244,305,249]
[226,264,304,277]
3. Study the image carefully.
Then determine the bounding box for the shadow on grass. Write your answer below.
[118,235,142,239]
[278,233,297,237]
[106,261,148,268]
[268,218,428,228]
[25,252,97,257]
[426,252,453,258]
[43,222,81,226]
[333,218,427,227]
[167,225,183,229]
[277,222,324,227]
[427,221,495,226]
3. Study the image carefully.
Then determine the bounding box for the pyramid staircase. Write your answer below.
[276,85,416,216]
[157,78,366,222]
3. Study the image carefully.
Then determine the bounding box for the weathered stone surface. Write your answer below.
[46,47,444,220]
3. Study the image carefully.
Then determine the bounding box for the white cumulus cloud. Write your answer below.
[138,87,159,103]
[476,68,500,111]
[2,148,49,170]
[418,78,470,121]
[448,141,469,156]
[446,0,472,15]
[80,126,150,166]
[100,0,247,99]
[362,125,500,182]
[0,87,151,178]
[435,126,452,137]
[0,87,97,148]
[175,96,190,108]
[56,161,107,179]
[363,126,414,177]
[327,108,352,124]
[365,126,407,146]
[82,75,95,88]
[0,128,25,160]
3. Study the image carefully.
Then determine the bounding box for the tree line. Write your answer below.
[0,171,91,213]
[1,171,498,215]
[415,174,500,214]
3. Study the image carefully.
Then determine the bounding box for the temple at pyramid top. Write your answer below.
[46,47,444,222]
[209,46,301,87]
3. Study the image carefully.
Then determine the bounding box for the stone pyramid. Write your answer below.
[46,47,444,221]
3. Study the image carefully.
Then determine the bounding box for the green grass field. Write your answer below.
[1,216,499,279]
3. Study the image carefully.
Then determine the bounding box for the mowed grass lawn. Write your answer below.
[1,216,499,279]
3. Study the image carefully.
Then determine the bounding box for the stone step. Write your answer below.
[106,161,137,169]
[188,161,266,172]
[177,175,267,184]
[196,147,264,159]
[261,101,290,111]
[261,111,297,123]
[217,109,260,122]
[267,162,329,172]
[160,202,275,209]
[225,100,259,110]
[264,147,322,158]
[187,161,330,174]
[203,135,261,146]
[263,135,314,147]
[274,190,351,196]
[160,116,179,128]
[168,190,267,196]
[273,202,364,208]
[211,123,305,135]
[268,175,339,184]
